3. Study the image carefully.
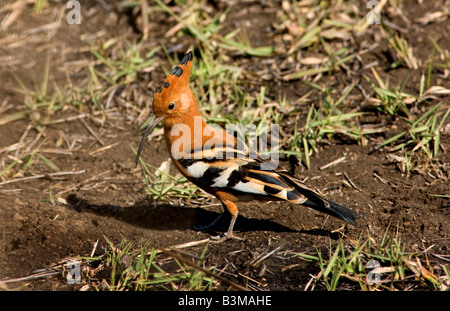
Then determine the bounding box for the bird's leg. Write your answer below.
[210,201,242,241]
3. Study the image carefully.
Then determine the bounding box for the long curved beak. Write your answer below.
[135,115,165,167]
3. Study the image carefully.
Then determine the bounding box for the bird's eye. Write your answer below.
[168,102,175,110]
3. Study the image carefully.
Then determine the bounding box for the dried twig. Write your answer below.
[161,248,248,291]
[1,0,26,30]
[79,118,104,146]
[320,156,346,170]
[0,170,86,187]
[89,142,120,156]
[250,246,283,267]
[343,172,362,192]
[167,238,211,250]
[0,270,59,284]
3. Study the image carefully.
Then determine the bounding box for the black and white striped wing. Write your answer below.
[176,146,308,204]
[175,145,358,225]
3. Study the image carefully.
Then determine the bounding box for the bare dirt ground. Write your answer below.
[0,0,449,291]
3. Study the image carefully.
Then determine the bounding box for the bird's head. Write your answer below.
[135,51,199,166]
[152,51,197,125]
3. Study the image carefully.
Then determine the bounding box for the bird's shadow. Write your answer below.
[65,194,341,239]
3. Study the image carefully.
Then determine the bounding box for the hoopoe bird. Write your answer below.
[136,51,358,240]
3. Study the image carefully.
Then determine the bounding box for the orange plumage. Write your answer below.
[136,51,358,240]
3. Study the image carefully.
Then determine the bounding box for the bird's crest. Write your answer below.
[153,51,193,100]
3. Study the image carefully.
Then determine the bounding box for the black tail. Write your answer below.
[303,198,358,226]
[277,171,358,225]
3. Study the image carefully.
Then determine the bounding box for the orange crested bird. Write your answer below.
[136,51,358,240]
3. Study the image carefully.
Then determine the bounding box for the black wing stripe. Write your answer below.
[286,190,301,201]
[263,185,282,195]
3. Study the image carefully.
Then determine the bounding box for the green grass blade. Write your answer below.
[36,152,59,171]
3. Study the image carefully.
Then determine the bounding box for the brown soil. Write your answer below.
[0,0,448,291]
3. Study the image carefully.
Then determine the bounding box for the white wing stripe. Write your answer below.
[232,181,266,195]
[186,161,210,178]
[211,165,237,187]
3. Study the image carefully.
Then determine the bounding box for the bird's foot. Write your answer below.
[209,231,243,243]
